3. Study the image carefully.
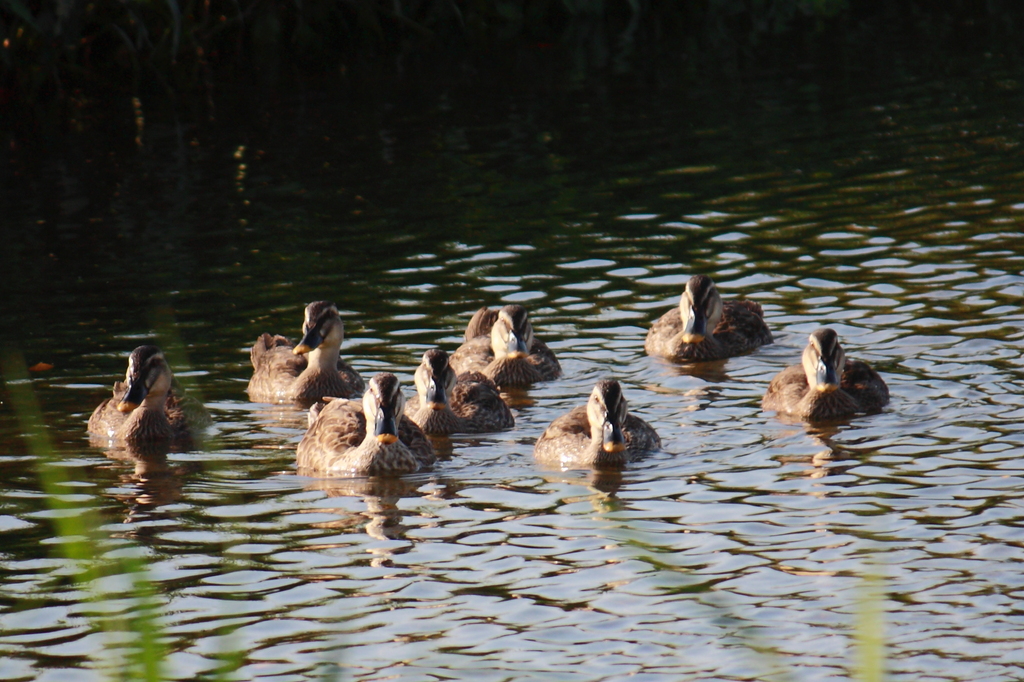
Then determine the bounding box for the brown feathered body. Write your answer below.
[763,360,889,420]
[450,305,561,388]
[297,373,435,477]
[247,301,364,404]
[762,328,889,420]
[534,380,661,470]
[406,371,514,435]
[89,382,196,446]
[404,349,514,435]
[88,346,208,448]
[247,333,364,403]
[646,300,772,361]
[645,275,772,362]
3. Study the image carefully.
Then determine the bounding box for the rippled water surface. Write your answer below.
[3,60,1024,680]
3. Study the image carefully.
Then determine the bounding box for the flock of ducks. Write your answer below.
[88,275,890,476]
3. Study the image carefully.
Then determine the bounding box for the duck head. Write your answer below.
[802,328,845,394]
[414,348,457,411]
[587,379,628,454]
[678,275,724,344]
[364,373,405,444]
[293,301,345,356]
[491,304,535,360]
[117,345,173,412]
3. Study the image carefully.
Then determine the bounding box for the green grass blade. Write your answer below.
[853,570,886,682]
[1,0,38,28]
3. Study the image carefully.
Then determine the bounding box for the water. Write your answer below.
[3,59,1024,680]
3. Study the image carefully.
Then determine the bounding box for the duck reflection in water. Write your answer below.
[95,440,200,529]
[772,422,863,485]
[246,401,314,437]
[540,468,629,514]
[657,356,735,384]
[301,476,463,567]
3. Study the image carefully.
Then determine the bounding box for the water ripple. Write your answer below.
[4,63,1024,682]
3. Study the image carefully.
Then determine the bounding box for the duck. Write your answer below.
[645,274,772,362]
[449,304,561,388]
[404,349,515,435]
[297,373,435,476]
[762,328,889,420]
[88,345,209,448]
[534,379,661,469]
[247,300,365,404]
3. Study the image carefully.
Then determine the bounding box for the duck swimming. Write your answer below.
[247,301,365,404]
[534,379,661,469]
[645,275,772,362]
[450,304,561,388]
[762,328,889,420]
[404,349,515,435]
[88,345,209,447]
[297,373,435,476]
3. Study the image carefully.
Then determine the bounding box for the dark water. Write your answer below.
[3,59,1024,680]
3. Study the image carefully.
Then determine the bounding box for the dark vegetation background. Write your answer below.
[2,0,1023,136]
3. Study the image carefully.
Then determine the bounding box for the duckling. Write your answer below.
[247,301,365,404]
[762,328,889,420]
[534,379,661,469]
[645,275,772,362]
[88,345,209,447]
[404,349,515,435]
[297,373,435,476]
[450,304,561,388]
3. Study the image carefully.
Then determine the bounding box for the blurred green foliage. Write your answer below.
[1,0,1022,115]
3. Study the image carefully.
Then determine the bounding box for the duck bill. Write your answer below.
[425,379,447,411]
[117,379,148,413]
[505,329,529,359]
[602,419,627,454]
[814,360,840,393]
[681,307,706,344]
[373,404,400,444]
[293,326,324,355]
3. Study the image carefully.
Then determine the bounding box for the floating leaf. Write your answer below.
[28,362,54,372]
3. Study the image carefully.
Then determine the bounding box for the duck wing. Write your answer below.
[165,386,211,436]
[842,359,889,411]
[463,306,499,342]
[761,364,809,413]
[451,372,515,430]
[715,300,773,352]
[623,413,661,452]
[450,335,494,375]
[87,380,129,436]
[398,416,436,467]
[526,340,562,380]
[248,333,308,400]
[534,405,591,462]
[296,399,366,471]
